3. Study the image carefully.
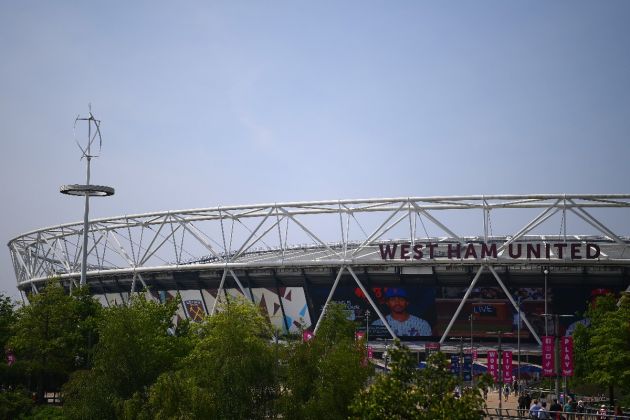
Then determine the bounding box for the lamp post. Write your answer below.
[517,297,521,392]
[449,336,465,386]
[365,309,370,344]
[469,314,475,386]
[544,268,549,336]
[60,109,114,288]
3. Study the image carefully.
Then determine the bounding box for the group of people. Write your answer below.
[520,396,624,419]
[522,396,585,419]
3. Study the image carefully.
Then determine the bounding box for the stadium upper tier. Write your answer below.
[8,194,630,293]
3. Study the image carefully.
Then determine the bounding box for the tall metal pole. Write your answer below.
[498,333,503,420]
[365,309,370,348]
[80,138,92,286]
[459,336,464,385]
[470,314,474,386]
[60,109,115,290]
[544,269,549,336]
[517,297,521,391]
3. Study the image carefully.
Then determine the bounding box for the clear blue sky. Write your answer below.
[1,1,630,297]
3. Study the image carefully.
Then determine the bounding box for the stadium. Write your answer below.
[7,194,630,364]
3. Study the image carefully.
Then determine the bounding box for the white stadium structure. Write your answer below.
[8,194,630,357]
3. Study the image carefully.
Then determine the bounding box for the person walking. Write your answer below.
[598,404,608,420]
[538,401,550,419]
[530,399,541,419]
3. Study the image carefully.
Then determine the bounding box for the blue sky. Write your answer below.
[1,1,630,297]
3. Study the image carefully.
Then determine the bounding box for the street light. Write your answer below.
[469,314,475,386]
[449,336,465,386]
[543,268,549,336]
[365,309,370,344]
[60,109,114,289]
[517,297,521,392]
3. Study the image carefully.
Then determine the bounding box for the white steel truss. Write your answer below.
[9,194,630,289]
[8,194,630,340]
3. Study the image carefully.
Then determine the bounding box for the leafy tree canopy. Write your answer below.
[573,292,630,405]
[351,341,488,420]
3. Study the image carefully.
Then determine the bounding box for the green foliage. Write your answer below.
[351,342,486,420]
[145,296,278,419]
[62,370,116,420]
[27,405,66,419]
[281,303,372,420]
[0,292,19,390]
[0,387,34,420]
[62,293,187,419]
[9,281,100,403]
[573,293,630,403]
[0,292,17,353]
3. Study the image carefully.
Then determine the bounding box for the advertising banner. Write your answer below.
[435,286,547,340]
[487,350,499,382]
[502,351,513,383]
[561,336,574,376]
[367,346,374,359]
[542,336,555,377]
[311,285,436,340]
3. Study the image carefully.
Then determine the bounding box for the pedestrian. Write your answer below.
[525,393,532,412]
[576,400,585,418]
[598,404,607,420]
[550,398,562,419]
[530,399,541,419]
[504,383,510,401]
[564,398,574,420]
[518,394,526,412]
[539,401,550,419]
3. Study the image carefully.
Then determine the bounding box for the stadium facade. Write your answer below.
[8,194,630,356]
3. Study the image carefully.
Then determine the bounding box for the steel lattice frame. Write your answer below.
[8,194,630,343]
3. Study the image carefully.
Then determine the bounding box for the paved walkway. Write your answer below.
[485,389,519,410]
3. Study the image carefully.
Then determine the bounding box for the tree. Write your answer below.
[9,281,100,403]
[146,297,279,419]
[573,293,630,405]
[351,341,488,420]
[0,292,18,388]
[63,293,188,419]
[281,303,372,420]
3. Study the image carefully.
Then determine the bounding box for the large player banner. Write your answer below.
[561,336,574,376]
[487,350,499,382]
[502,351,513,383]
[542,336,555,376]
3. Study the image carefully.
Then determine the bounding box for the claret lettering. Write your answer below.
[378,242,602,261]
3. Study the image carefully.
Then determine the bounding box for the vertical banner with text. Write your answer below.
[542,336,555,377]
[502,351,513,383]
[487,350,499,382]
[561,336,574,376]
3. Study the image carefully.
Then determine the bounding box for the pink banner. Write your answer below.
[542,336,555,377]
[561,336,574,376]
[487,350,499,382]
[502,351,513,383]
[367,346,374,359]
